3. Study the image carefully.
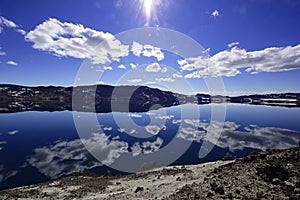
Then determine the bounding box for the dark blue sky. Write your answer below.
[0,0,300,95]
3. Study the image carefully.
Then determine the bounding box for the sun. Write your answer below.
[143,0,154,19]
[136,0,163,25]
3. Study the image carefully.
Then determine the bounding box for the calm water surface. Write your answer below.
[0,104,300,190]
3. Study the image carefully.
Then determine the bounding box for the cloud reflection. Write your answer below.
[27,133,128,178]
[176,120,300,152]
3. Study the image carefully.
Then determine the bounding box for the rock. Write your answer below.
[221,156,234,161]
[210,182,224,195]
[134,186,144,193]
[272,178,281,185]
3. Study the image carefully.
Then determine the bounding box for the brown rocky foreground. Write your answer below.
[0,146,299,200]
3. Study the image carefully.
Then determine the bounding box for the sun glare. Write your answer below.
[143,0,153,19]
[138,0,163,25]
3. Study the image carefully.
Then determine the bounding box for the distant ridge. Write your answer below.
[0,84,299,113]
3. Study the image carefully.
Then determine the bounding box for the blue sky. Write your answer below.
[0,0,300,95]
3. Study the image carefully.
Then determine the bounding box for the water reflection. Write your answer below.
[0,104,299,190]
[26,118,300,180]
[175,120,300,151]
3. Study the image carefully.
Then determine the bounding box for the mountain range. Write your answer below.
[0,84,299,113]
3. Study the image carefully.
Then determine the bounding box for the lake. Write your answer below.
[0,104,300,190]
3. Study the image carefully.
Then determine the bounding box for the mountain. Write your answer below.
[0,84,300,113]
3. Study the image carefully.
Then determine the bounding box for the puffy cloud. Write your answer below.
[145,62,161,72]
[27,132,129,178]
[142,44,164,61]
[25,18,129,64]
[0,51,6,56]
[180,44,300,78]
[131,41,164,61]
[6,61,18,66]
[117,64,126,69]
[128,78,143,83]
[131,41,143,56]
[211,10,220,18]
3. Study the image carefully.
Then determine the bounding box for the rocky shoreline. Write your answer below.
[0,146,299,199]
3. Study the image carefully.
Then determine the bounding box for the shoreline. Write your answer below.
[0,146,299,199]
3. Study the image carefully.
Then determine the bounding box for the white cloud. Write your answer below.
[103,66,113,70]
[131,41,143,56]
[211,10,220,18]
[177,59,187,66]
[0,16,17,28]
[145,62,161,72]
[7,61,18,66]
[25,18,129,64]
[7,130,18,135]
[130,63,137,69]
[16,29,26,35]
[172,73,183,78]
[0,16,26,36]
[131,41,164,61]
[180,44,300,78]
[0,51,6,56]
[143,44,164,61]
[145,81,157,84]
[128,78,142,83]
[228,41,239,48]
[117,64,126,69]
[156,77,175,82]
[145,125,161,135]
